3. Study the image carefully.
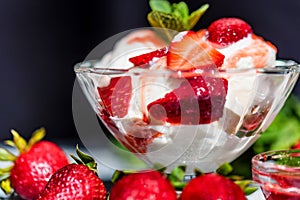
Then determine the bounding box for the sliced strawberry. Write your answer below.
[167,31,225,71]
[129,47,168,67]
[97,76,132,118]
[147,75,228,124]
[207,17,253,47]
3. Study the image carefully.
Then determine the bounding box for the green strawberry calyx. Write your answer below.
[70,145,98,175]
[0,127,46,195]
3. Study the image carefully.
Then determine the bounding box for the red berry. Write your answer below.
[207,17,253,47]
[129,47,168,67]
[97,76,132,118]
[180,173,246,200]
[37,164,107,200]
[10,141,69,200]
[147,75,228,124]
[167,30,224,71]
[110,170,177,200]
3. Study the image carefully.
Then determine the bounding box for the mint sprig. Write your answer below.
[147,0,209,41]
[253,95,300,153]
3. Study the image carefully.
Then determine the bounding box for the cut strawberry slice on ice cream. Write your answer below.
[129,47,168,67]
[97,76,132,118]
[147,75,228,124]
[167,31,225,71]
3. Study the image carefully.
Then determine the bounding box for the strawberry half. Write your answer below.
[0,128,69,200]
[180,173,246,200]
[167,31,225,71]
[110,170,177,200]
[147,75,228,124]
[97,76,132,118]
[129,47,168,67]
[207,17,253,47]
[37,146,107,200]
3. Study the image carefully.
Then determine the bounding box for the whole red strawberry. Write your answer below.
[38,146,107,200]
[110,170,177,200]
[180,173,246,200]
[0,128,69,200]
[207,17,253,47]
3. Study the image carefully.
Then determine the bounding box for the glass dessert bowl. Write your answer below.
[252,149,300,200]
[74,58,300,173]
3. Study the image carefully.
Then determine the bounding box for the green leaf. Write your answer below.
[194,168,204,176]
[244,186,258,195]
[253,95,300,153]
[0,148,16,161]
[167,165,187,190]
[149,0,171,13]
[235,180,258,195]
[71,145,98,174]
[168,165,186,182]
[70,154,84,165]
[4,140,15,148]
[11,129,27,153]
[172,2,189,21]
[0,178,12,194]
[76,145,95,165]
[0,166,13,176]
[187,4,209,30]
[111,170,135,183]
[28,127,46,149]
[216,162,233,176]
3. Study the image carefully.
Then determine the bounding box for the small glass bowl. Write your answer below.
[252,149,300,200]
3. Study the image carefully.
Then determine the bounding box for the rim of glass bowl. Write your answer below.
[74,59,300,76]
[252,149,300,174]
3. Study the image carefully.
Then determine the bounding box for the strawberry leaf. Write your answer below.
[4,140,15,148]
[111,170,136,183]
[167,165,187,190]
[194,168,204,176]
[28,127,46,149]
[71,145,98,175]
[11,129,27,153]
[216,162,233,176]
[0,166,13,176]
[235,180,258,195]
[168,165,186,182]
[0,148,16,161]
[0,178,12,194]
[149,0,171,13]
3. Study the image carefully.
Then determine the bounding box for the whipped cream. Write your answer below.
[94,29,279,173]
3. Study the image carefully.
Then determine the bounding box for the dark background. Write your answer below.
[0,0,299,141]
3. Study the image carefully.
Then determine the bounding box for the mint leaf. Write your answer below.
[148,0,209,33]
[253,95,300,153]
[149,0,171,13]
[172,2,189,21]
[276,154,300,167]
[188,4,209,30]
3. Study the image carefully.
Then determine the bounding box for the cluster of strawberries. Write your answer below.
[0,128,255,200]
